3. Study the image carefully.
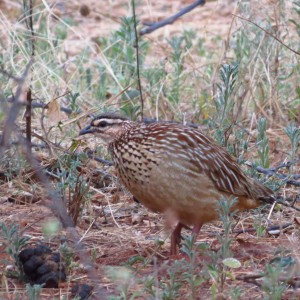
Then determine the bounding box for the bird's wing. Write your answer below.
[177,128,272,199]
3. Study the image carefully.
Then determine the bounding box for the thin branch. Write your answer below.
[87,153,113,166]
[236,273,300,289]
[131,0,144,121]
[273,195,300,212]
[233,14,300,56]
[25,88,32,150]
[4,90,77,115]
[232,222,293,235]
[206,222,293,237]
[140,0,205,35]
[24,0,35,153]
[0,61,32,155]
[254,161,300,187]
[0,67,22,82]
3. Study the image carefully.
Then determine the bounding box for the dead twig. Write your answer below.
[4,96,81,115]
[233,14,300,56]
[85,150,114,166]
[24,0,35,153]
[232,222,293,236]
[131,0,144,120]
[0,67,21,82]
[25,88,32,152]
[0,61,32,155]
[140,0,205,35]
[207,222,293,237]
[236,273,300,289]
[254,161,300,187]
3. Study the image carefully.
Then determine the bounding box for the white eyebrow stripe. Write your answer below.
[93,118,124,126]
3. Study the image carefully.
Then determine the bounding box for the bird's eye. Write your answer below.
[98,121,107,128]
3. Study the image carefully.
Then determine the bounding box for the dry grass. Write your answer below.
[1,0,300,299]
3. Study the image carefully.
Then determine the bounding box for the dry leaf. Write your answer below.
[46,98,65,125]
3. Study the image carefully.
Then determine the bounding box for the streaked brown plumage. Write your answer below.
[80,113,274,255]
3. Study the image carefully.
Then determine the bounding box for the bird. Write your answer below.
[79,113,274,255]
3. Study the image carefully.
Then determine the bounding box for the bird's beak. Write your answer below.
[79,125,95,135]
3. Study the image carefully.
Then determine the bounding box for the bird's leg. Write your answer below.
[170,223,202,256]
[170,222,192,255]
[191,223,202,244]
[170,222,184,255]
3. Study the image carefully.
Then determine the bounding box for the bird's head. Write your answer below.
[79,113,133,143]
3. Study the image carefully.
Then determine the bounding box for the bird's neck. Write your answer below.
[108,121,138,146]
